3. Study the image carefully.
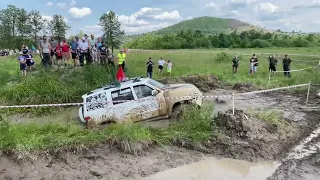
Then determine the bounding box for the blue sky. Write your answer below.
[1,0,320,36]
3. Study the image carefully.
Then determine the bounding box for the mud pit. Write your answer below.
[1,75,320,180]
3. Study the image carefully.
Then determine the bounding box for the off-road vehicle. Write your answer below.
[79,77,203,128]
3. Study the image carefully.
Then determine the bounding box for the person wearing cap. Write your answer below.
[78,37,90,66]
[38,35,51,68]
[283,54,292,77]
[117,49,126,71]
[17,51,27,76]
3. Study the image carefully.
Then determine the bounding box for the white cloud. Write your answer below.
[205,2,219,8]
[68,7,92,18]
[118,15,149,26]
[57,3,66,8]
[69,0,76,6]
[123,22,173,34]
[149,10,181,20]
[255,2,279,13]
[42,15,68,23]
[293,0,320,9]
[226,0,257,9]
[46,2,53,7]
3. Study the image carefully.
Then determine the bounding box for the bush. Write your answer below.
[214,52,233,63]
[249,39,272,48]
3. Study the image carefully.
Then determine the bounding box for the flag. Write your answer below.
[116,66,127,82]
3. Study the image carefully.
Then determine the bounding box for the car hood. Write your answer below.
[165,83,196,90]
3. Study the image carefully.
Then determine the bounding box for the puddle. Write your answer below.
[142,157,280,180]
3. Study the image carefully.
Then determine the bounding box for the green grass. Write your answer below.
[0,48,319,112]
[0,104,215,159]
[256,110,294,133]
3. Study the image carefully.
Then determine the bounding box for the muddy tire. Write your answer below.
[171,103,191,120]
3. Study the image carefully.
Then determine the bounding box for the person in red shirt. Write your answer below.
[61,39,70,66]
[55,43,63,66]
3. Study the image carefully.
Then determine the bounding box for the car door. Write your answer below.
[132,84,163,120]
[110,87,142,122]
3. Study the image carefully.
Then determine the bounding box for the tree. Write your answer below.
[29,10,44,44]
[50,14,69,41]
[99,11,124,53]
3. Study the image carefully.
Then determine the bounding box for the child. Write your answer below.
[26,51,35,70]
[18,52,27,76]
[167,60,172,76]
[55,43,63,66]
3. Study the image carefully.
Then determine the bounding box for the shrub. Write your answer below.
[249,39,272,48]
[214,52,233,63]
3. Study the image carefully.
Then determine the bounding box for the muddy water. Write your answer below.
[143,157,280,180]
[285,124,320,160]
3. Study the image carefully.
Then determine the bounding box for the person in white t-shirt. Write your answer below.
[158,57,166,76]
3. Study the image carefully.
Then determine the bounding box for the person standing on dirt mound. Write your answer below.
[232,55,240,75]
[283,54,292,77]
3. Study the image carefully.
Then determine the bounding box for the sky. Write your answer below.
[1,0,320,37]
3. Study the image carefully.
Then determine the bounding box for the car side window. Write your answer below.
[111,87,134,105]
[133,85,154,99]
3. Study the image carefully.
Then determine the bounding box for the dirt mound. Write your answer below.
[159,75,223,92]
[207,109,301,162]
[233,82,256,91]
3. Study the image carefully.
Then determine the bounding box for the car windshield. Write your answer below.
[147,79,165,89]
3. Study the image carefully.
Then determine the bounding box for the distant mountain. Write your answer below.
[153,16,272,34]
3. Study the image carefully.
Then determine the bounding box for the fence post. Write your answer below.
[232,92,235,115]
[306,81,311,104]
[268,70,271,88]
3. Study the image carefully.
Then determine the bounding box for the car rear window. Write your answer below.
[111,87,134,105]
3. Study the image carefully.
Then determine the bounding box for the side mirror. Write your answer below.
[151,90,159,96]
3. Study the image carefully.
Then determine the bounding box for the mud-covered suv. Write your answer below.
[79,77,203,128]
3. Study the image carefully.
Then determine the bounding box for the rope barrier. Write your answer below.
[0,83,310,109]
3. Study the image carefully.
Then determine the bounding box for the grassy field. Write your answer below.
[0,47,319,157]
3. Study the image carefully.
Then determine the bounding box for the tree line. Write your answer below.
[124,29,320,49]
[0,5,69,49]
[0,5,125,51]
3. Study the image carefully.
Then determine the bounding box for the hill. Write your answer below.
[153,16,272,34]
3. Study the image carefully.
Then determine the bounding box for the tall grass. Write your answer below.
[0,104,215,158]
[0,48,319,108]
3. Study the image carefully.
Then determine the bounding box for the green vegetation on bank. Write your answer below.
[124,29,320,49]
[0,104,215,158]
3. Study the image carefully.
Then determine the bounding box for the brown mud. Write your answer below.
[1,75,320,180]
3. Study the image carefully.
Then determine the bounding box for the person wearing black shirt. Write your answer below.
[107,49,115,66]
[268,55,278,76]
[99,41,107,66]
[146,57,154,78]
[283,54,292,77]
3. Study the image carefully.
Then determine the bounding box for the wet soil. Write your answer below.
[1,75,320,180]
[0,147,205,180]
